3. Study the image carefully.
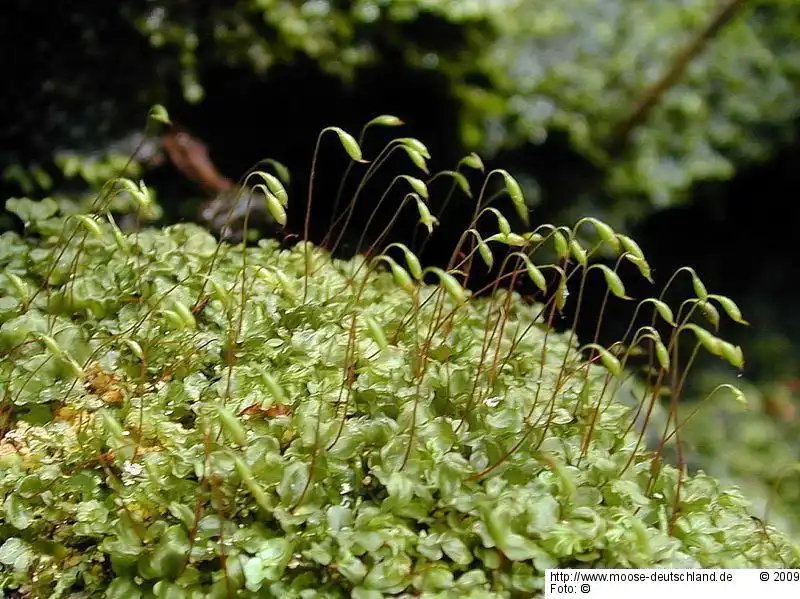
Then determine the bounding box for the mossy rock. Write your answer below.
[0,201,797,598]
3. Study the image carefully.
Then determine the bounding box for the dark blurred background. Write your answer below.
[2,0,799,535]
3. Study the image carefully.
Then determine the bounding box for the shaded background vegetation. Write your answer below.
[2,0,800,535]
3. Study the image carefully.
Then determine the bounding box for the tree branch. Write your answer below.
[607,0,750,156]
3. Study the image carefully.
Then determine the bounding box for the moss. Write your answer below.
[0,218,796,597]
[0,120,798,596]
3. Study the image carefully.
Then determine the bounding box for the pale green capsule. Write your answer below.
[511,252,547,293]
[684,324,723,357]
[692,275,708,300]
[425,267,467,305]
[401,175,429,200]
[263,158,291,184]
[521,231,544,244]
[265,191,288,226]
[482,207,511,236]
[719,341,745,370]
[148,104,171,125]
[617,234,645,262]
[365,315,389,351]
[680,267,708,300]
[114,177,140,199]
[376,255,415,293]
[233,455,272,511]
[114,177,150,208]
[496,169,528,226]
[136,180,152,206]
[328,127,364,162]
[122,339,144,360]
[651,338,670,371]
[214,403,248,446]
[581,343,622,377]
[439,170,471,198]
[569,239,587,267]
[555,278,569,312]
[106,214,130,253]
[710,294,749,325]
[698,300,720,329]
[552,231,569,259]
[636,329,671,371]
[366,114,404,128]
[100,409,127,443]
[592,264,629,300]
[255,172,288,207]
[725,385,747,406]
[73,214,103,238]
[260,370,287,403]
[625,254,653,282]
[36,333,84,377]
[160,309,186,331]
[540,452,576,498]
[502,233,528,247]
[640,298,676,326]
[470,230,493,269]
[578,217,619,253]
[415,198,438,233]
[401,146,429,174]
[36,333,62,357]
[390,262,415,293]
[171,301,197,330]
[385,243,423,281]
[6,273,30,303]
[396,137,431,159]
[275,270,298,300]
[460,152,484,172]
[207,277,231,309]
[699,384,748,412]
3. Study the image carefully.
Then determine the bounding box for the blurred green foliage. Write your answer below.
[4,0,800,226]
[677,372,800,541]
[126,0,800,221]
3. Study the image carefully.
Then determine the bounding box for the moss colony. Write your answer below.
[1,155,799,596]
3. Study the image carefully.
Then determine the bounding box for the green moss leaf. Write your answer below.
[244,537,293,591]
[278,461,310,506]
[0,538,32,571]
[3,495,33,530]
[106,578,143,599]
